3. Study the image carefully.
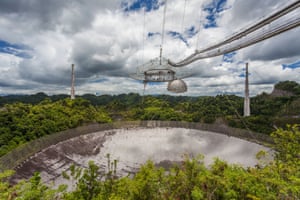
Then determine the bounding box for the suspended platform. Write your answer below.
[130,57,191,93]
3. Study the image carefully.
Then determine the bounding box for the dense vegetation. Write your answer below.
[274,80,300,95]
[0,98,111,156]
[0,125,299,199]
[1,81,300,156]
[0,80,300,199]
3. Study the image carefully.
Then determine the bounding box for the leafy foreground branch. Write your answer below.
[1,125,300,200]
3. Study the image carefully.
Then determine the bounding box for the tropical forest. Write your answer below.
[0,81,300,199]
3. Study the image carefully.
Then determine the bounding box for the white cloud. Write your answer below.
[0,0,299,96]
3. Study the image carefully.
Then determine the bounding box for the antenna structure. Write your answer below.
[244,63,250,117]
[71,64,75,100]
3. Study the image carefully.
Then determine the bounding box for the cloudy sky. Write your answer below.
[0,0,299,96]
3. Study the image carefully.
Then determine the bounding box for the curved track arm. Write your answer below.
[169,0,300,67]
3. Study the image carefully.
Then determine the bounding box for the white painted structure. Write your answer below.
[244,63,250,117]
[70,64,75,100]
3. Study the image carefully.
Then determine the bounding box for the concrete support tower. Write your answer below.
[71,64,75,100]
[244,63,250,116]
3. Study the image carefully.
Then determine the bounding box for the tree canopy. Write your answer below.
[0,98,111,156]
[0,81,300,199]
[1,89,300,156]
[274,81,300,95]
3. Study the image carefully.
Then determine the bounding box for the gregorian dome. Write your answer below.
[167,79,187,93]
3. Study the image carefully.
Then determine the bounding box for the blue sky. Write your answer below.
[282,60,300,70]
[122,0,162,12]
[0,40,32,59]
[204,0,227,28]
[0,0,299,96]
[222,52,236,63]
[167,31,189,46]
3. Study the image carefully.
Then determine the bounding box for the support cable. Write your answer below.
[199,0,300,54]
[222,92,259,144]
[141,7,147,105]
[142,81,147,105]
[196,3,203,50]
[169,12,300,67]
[142,7,146,69]
[160,0,168,65]
[181,0,187,35]
[168,0,300,67]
